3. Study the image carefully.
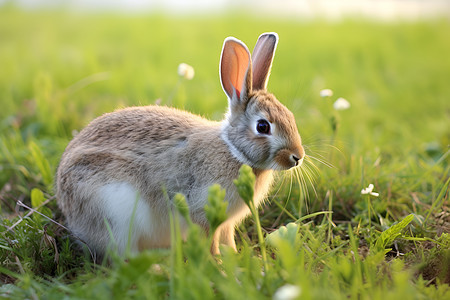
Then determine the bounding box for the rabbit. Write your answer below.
[56,32,305,258]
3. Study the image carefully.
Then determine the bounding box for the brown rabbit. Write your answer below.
[56,32,304,258]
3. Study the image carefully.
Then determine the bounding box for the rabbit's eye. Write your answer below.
[256,119,271,135]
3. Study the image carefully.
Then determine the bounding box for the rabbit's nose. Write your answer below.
[291,154,304,167]
[291,145,305,166]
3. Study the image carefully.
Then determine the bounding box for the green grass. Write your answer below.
[1,6,449,299]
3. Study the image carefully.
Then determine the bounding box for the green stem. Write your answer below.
[366,195,372,228]
[248,200,269,272]
[166,77,183,106]
[327,190,334,244]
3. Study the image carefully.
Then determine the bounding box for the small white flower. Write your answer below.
[273,284,301,300]
[71,129,79,137]
[177,63,195,80]
[320,88,333,97]
[361,184,379,197]
[333,97,350,110]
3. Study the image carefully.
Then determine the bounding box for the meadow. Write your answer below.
[0,6,449,299]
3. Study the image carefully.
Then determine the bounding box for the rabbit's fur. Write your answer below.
[56,33,304,257]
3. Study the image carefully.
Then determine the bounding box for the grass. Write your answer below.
[1,6,449,299]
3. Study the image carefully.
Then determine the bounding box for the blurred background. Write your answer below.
[3,0,450,20]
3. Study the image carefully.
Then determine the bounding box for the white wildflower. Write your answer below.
[361,184,379,197]
[177,63,195,80]
[333,97,350,110]
[273,284,301,300]
[71,129,79,137]
[320,88,333,97]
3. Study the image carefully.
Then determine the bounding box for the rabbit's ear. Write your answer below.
[251,32,278,91]
[220,37,252,105]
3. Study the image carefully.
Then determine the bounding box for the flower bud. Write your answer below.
[233,165,255,207]
[177,63,195,80]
